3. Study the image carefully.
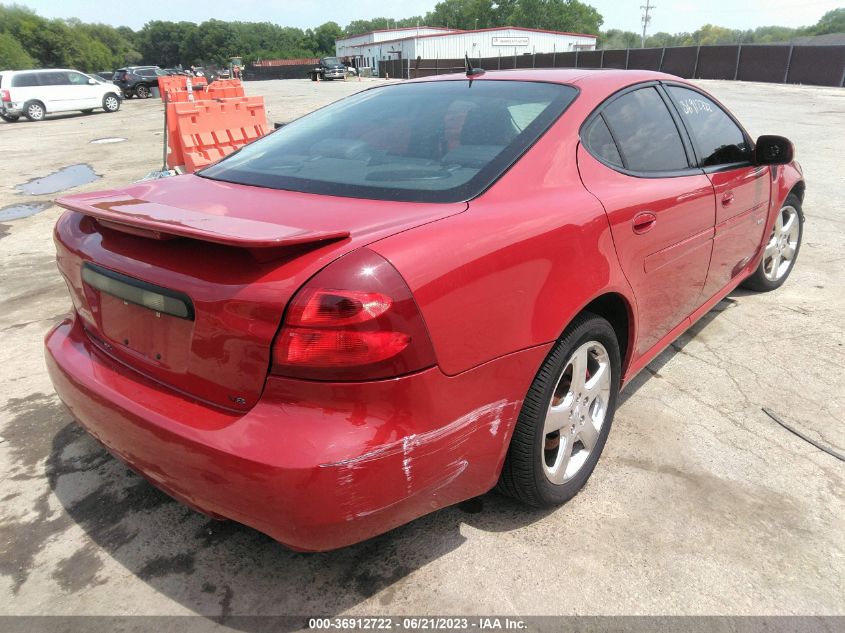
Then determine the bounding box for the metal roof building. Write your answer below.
[336,26,597,72]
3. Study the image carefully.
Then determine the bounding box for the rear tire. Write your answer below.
[24,101,45,121]
[741,193,803,292]
[103,93,120,113]
[1,113,19,122]
[498,312,620,507]
[135,84,151,99]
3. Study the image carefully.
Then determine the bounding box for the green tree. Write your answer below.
[426,0,497,30]
[308,22,344,57]
[809,7,845,35]
[0,30,34,68]
[599,28,639,49]
[136,21,199,67]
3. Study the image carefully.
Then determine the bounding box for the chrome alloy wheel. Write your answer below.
[27,102,44,120]
[104,95,119,112]
[763,205,800,282]
[542,340,611,484]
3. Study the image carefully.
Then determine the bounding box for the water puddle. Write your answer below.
[16,164,100,195]
[90,137,127,144]
[0,202,53,221]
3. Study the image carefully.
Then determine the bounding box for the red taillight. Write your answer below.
[1,90,10,103]
[288,289,393,326]
[271,249,436,381]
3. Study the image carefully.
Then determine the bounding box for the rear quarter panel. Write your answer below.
[371,105,634,376]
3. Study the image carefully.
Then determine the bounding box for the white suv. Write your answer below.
[0,69,122,122]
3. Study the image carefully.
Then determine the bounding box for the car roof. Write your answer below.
[1,68,81,74]
[409,68,690,93]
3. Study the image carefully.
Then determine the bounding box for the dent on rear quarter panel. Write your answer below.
[370,105,631,377]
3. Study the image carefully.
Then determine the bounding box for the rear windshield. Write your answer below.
[200,80,578,203]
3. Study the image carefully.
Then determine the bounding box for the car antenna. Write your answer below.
[465,53,485,85]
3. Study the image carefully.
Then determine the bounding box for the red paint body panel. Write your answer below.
[702,166,770,298]
[44,68,805,550]
[52,181,466,411]
[45,314,543,551]
[576,146,715,356]
[55,192,351,248]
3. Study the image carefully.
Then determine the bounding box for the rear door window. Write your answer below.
[602,87,689,173]
[40,72,71,86]
[666,85,752,167]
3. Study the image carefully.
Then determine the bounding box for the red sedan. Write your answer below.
[45,69,804,551]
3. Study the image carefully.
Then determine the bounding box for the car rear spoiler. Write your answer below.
[55,193,350,249]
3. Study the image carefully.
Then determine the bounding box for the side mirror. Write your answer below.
[88,78,97,85]
[755,135,794,165]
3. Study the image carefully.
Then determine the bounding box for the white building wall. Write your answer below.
[337,27,596,74]
[336,27,456,59]
[414,29,596,59]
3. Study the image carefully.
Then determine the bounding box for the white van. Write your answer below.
[0,69,123,122]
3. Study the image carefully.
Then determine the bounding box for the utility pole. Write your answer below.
[640,0,655,48]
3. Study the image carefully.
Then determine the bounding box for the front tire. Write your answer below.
[742,193,803,292]
[103,93,120,113]
[1,113,19,122]
[24,101,45,121]
[498,312,621,507]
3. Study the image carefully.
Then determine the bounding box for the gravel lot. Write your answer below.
[1,77,843,621]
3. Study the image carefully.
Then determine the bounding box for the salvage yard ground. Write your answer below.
[0,77,843,619]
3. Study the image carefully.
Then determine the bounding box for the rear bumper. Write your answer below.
[45,314,545,551]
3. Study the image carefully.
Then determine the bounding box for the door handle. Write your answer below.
[632,211,657,234]
[721,192,735,206]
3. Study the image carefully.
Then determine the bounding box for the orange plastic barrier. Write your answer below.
[168,97,269,172]
[205,79,245,99]
[157,75,208,101]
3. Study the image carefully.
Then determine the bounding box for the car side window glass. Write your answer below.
[68,72,88,85]
[582,116,623,167]
[40,72,70,86]
[602,87,689,172]
[12,73,39,87]
[666,85,751,167]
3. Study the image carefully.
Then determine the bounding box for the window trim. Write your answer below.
[579,81,702,179]
[659,81,756,172]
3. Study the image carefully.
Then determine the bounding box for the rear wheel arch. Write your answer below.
[566,292,634,377]
[790,181,806,205]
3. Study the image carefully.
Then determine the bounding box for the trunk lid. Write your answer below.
[55,175,466,411]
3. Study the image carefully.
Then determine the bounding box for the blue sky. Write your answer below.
[18,0,843,33]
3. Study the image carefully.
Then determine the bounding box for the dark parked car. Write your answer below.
[113,66,167,99]
[308,57,347,81]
